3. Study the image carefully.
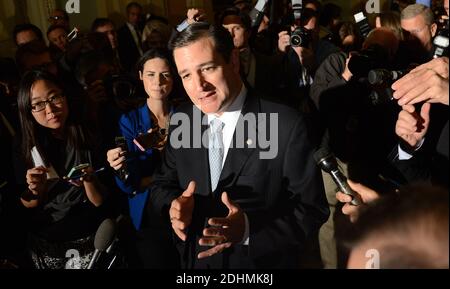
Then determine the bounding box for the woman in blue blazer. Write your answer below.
[107,48,179,268]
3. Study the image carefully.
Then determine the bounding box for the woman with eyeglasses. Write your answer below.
[106,48,180,268]
[14,70,110,269]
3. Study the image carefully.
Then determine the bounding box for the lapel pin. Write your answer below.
[246,139,253,146]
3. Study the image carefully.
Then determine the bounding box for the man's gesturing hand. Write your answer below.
[170,181,196,241]
[198,192,245,259]
[395,103,431,148]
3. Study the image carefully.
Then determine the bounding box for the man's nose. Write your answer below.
[193,73,208,92]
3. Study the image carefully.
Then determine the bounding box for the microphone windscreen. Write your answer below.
[94,218,116,251]
[313,147,330,164]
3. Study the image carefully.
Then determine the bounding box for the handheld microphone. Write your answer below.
[249,0,270,28]
[87,218,116,269]
[114,136,130,181]
[314,148,362,206]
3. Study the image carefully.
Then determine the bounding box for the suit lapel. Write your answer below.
[189,106,211,197]
[219,91,260,190]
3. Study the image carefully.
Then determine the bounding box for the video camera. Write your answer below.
[103,74,137,101]
[348,44,389,78]
[367,68,409,105]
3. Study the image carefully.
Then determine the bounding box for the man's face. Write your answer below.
[95,23,118,49]
[127,7,142,26]
[174,37,241,115]
[48,28,68,52]
[16,30,39,46]
[222,15,249,50]
[401,13,437,52]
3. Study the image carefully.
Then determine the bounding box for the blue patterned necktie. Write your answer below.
[208,118,224,192]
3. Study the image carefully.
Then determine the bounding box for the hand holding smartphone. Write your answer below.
[133,127,167,152]
[63,163,105,187]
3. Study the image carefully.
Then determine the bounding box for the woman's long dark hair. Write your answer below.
[18,70,89,167]
[136,47,186,102]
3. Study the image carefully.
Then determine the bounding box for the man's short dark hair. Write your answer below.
[126,2,143,13]
[53,8,69,20]
[46,24,68,37]
[343,183,449,269]
[220,6,252,31]
[13,24,44,46]
[169,22,235,63]
[91,18,116,32]
[15,40,51,74]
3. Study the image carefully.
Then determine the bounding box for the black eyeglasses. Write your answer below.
[31,94,65,112]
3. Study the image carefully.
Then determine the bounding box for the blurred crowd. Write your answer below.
[0,0,448,269]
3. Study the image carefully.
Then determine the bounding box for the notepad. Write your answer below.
[31,146,59,189]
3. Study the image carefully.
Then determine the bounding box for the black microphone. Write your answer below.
[313,148,362,206]
[87,218,116,269]
[114,136,130,181]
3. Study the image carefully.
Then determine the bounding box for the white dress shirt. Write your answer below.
[206,85,250,245]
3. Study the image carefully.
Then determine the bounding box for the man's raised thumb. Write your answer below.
[182,181,196,198]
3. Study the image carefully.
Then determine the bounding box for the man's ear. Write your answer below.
[431,23,438,37]
[231,48,240,75]
[139,71,143,81]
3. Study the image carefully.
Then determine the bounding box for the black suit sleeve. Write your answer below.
[149,133,182,219]
[310,52,347,109]
[246,115,329,259]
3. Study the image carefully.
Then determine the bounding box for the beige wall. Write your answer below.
[0,0,391,58]
[0,0,213,58]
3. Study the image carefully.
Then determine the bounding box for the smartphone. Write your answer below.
[66,163,90,179]
[133,129,166,152]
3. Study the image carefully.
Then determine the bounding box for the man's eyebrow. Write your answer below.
[178,62,216,75]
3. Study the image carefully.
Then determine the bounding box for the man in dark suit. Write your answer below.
[117,2,144,72]
[150,23,329,269]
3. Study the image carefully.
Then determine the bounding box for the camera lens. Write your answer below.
[291,35,302,47]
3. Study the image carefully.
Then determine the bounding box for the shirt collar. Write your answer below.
[127,22,137,30]
[207,84,247,125]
